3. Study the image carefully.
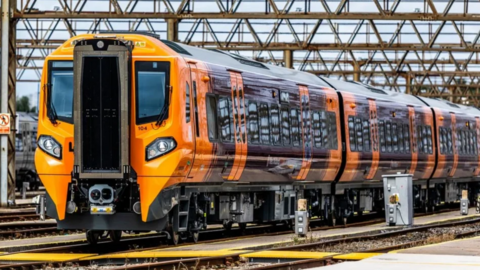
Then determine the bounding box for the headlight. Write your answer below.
[38,135,62,159]
[146,137,176,161]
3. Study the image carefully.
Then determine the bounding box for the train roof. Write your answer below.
[319,77,426,106]
[163,41,332,88]
[157,38,480,115]
[416,96,480,116]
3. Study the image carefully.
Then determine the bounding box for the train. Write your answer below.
[16,112,41,191]
[34,33,480,245]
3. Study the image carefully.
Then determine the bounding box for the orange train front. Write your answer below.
[35,33,480,244]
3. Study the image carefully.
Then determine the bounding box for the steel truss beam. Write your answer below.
[13,0,480,107]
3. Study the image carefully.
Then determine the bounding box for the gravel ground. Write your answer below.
[312,222,480,253]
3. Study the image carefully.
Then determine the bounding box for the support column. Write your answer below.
[166,19,178,42]
[1,0,16,206]
[284,50,293,69]
[406,73,411,94]
[353,62,360,82]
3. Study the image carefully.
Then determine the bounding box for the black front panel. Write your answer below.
[81,56,120,172]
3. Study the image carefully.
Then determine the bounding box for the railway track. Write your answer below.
[0,209,477,269]
[0,206,459,254]
[0,213,39,223]
[0,211,385,254]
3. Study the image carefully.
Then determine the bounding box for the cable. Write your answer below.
[396,202,408,226]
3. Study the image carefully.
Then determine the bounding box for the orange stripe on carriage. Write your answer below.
[233,73,248,180]
[297,85,313,180]
[366,99,379,180]
[408,106,418,174]
[450,113,458,177]
[227,71,241,180]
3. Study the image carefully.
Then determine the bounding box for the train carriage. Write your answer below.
[34,33,480,244]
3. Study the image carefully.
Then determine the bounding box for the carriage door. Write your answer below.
[187,62,201,178]
[223,71,247,180]
[294,85,312,180]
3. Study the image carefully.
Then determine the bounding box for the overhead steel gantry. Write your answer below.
[3,0,480,205]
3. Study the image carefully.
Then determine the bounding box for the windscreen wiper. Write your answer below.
[48,102,59,125]
[46,83,58,125]
[155,86,172,127]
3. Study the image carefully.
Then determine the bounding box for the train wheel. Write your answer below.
[86,230,100,245]
[192,231,199,243]
[223,221,233,231]
[238,223,247,235]
[170,231,180,245]
[109,230,122,242]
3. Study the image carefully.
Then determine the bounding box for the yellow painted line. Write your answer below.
[83,250,242,260]
[0,253,96,262]
[333,252,381,260]
[240,251,338,259]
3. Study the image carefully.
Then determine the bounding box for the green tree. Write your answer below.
[16,96,31,112]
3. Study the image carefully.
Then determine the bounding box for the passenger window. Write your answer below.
[386,121,392,152]
[456,130,462,155]
[281,107,291,145]
[348,116,356,151]
[417,125,423,153]
[185,82,190,123]
[327,112,337,149]
[392,123,398,153]
[468,130,475,155]
[404,124,410,153]
[422,126,428,154]
[217,97,232,142]
[439,127,444,154]
[259,103,270,144]
[426,125,432,154]
[206,95,218,141]
[474,130,478,155]
[468,130,473,155]
[313,112,322,148]
[290,108,301,147]
[447,128,453,154]
[362,119,370,152]
[322,111,328,148]
[379,120,386,152]
[247,102,260,144]
[398,124,404,153]
[270,104,281,145]
[355,118,363,151]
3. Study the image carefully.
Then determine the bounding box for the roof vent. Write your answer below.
[161,40,192,55]
[368,88,388,95]
[446,102,460,109]
[208,49,269,69]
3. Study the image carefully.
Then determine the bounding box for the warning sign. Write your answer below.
[0,113,10,135]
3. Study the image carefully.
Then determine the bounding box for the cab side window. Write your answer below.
[185,82,191,123]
